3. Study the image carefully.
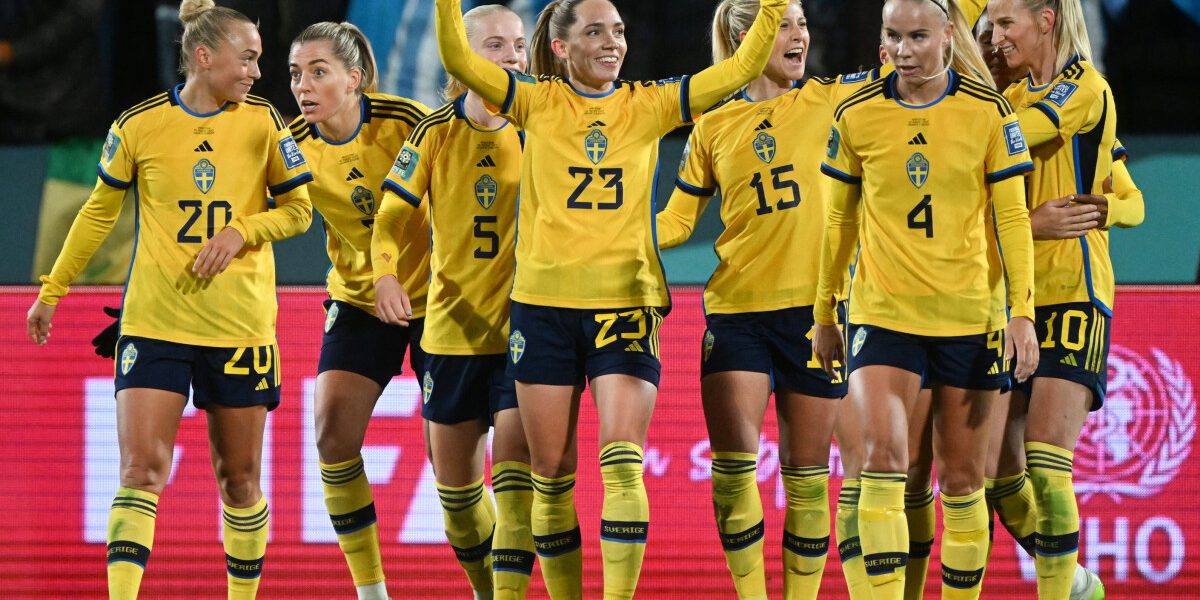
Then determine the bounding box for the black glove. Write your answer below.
[91,306,121,359]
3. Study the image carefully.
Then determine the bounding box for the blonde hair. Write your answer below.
[178,0,255,76]
[884,0,993,89]
[443,4,523,100]
[711,0,803,64]
[1017,0,1094,72]
[531,0,596,77]
[293,22,379,95]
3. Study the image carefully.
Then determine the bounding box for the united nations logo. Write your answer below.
[752,131,776,164]
[475,174,498,210]
[906,152,929,189]
[324,302,339,333]
[120,342,138,375]
[350,186,374,215]
[851,327,867,357]
[1076,346,1194,502]
[702,330,715,363]
[422,372,434,405]
[585,129,607,165]
[509,330,526,364]
[193,158,216,194]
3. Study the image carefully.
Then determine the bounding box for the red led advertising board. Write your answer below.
[1,287,1196,597]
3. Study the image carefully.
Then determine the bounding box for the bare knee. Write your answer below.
[863,439,907,474]
[937,470,984,497]
[119,459,171,496]
[531,453,577,479]
[315,418,362,464]
[215,467,262,507]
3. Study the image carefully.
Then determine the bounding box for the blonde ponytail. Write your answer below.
[178,0,254,76]
[944,0,993,87]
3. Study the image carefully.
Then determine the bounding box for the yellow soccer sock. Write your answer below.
[711,452,767,600]
[1026,442,1079,600]
[903,486,935,600]
[858,472,908,600]
[223,496,269,599]
[986,472,1038,557]
[599,441,650,600]
[940,489,988,599]
[107,487,158,600]
[531,472,583,600]
[437,478,496,595]
[781,464,830,600]
[492,461,535,599]
[320,456,386,588]
[836,479,872,600]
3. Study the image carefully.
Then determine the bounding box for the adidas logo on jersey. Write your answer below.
[345,167,364,181]
[987,362,1000,375]
[1061,353,1079,367]
[476,155,496,168]
[908,132,928,145]
[194,140,213,152]
[588,120,607,127]
[754,119,774,131]
[255,377,270,391]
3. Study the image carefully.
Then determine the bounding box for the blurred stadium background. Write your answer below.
[1,0,1198,597]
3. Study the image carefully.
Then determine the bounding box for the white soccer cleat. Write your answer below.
[1069,565,1105,600]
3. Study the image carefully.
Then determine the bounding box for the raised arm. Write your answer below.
[687,0,787,117]
[435,0,512,108]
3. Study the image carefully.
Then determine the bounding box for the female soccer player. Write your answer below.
[372,5,533,599]
[433,0,785,596]
[812,1,1039,599]
[988,0,1143,597]
[655,1,855,597]
[286,21,429,600]
[25,1,312,598]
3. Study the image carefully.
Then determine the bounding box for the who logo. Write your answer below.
[1076,346,1194,502]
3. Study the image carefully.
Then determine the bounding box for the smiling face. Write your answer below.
[881,0,952,84]
[987,0,1053,73]
[289,39,360,124]
[976,12,1024,88]
[472,9,528,73]
[202,21,262,103]
[552,0,626,88]
[759,2,810,82]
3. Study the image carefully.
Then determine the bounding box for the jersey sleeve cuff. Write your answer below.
[986,161,1034,183]
[96,164,131,189]
[500,70,518,116]
[675,176,715,197]
[37,276,67,306]
[820,163,862,184]
[382,179,423,208]
[268,172,313,196]
[679,75,693,124]
[1112,145,1128,161]
[1031,102,1060,128]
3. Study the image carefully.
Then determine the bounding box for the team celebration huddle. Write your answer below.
[24,0,1142,597]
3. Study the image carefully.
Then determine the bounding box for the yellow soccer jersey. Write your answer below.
[820,70,1035,336]
[1004,57,1119,314]
[378,96,522,355]
[39,85,313,347]
[669,79,849,313]
[290,93,431,317]
[496,72,693,309]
